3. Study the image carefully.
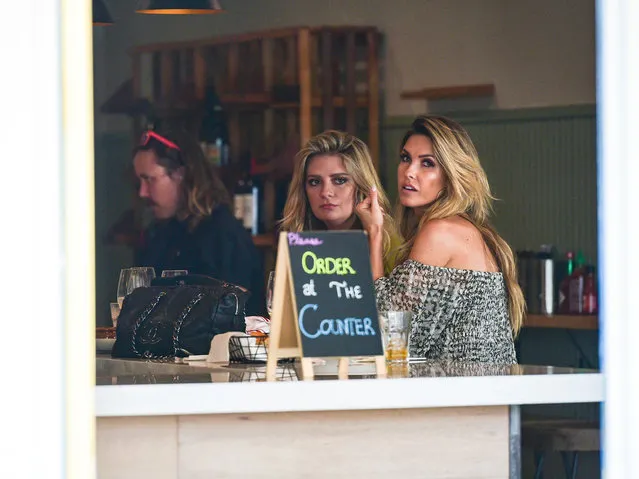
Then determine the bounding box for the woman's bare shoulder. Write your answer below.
[409,216,486,267]
[409,218,460,267]
[445,215,484,242]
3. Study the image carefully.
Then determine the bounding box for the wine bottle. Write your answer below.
[243,157,262,235]
[199,85,229,167]
[234,176,249,225]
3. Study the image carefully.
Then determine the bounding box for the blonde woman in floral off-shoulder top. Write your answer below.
[356,116,525,364]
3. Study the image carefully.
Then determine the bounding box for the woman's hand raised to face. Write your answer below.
[356,186,385,280]
[355,186,385,236]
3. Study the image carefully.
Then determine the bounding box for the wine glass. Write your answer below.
[139,267,156,282]
[117,267,155,307]
[116,269,130,308]
[266,271,275,317]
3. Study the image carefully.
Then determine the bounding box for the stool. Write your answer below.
[522,419,600,479]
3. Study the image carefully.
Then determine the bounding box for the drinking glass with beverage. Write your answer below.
[380,311,412,362]
[110,302,121,328]
[266,271,275,317]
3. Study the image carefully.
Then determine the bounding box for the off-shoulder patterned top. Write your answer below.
[375,259,517,364]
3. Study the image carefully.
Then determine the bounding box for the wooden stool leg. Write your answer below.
[571,453,580,479]
[533,451,545,479]
[561,451,579,479]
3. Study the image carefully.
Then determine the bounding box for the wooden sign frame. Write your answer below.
[266,232,386,381]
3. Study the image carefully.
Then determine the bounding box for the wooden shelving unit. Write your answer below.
[129,25,382,174]
[252,234,275,248]
[524,314,598,331]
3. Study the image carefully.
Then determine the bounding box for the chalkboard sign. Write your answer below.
[287,231,383,357]
[266,231,385,380]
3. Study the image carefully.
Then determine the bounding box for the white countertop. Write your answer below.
[95,357,603,417]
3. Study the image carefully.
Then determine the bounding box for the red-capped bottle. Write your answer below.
[582,266,598,315]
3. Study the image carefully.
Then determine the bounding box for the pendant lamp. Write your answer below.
[137,0,224,15]
[93,0,114,26]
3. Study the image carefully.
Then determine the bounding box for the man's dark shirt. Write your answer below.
[136,204,266,316]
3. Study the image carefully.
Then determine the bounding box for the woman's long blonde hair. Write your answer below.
[280,130,400,273]
[396,116,525,336]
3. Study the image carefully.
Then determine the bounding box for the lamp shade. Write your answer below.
[93,0,114,25]
[137,0,224,14]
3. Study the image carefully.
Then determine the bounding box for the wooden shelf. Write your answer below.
[219,93,369,109]
[103,89,370,116]
[129,26,381,167]
[524,314,598,331]
[252,234,275,248]
[400,83,495,101]
[219,93,270,105]
[131,26,379,54]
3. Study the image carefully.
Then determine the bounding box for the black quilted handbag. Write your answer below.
[111,275,249,359]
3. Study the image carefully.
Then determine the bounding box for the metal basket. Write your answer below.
[228,365,298,382]
[228,335,269,363]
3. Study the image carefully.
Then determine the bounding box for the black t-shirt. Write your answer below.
[136,204,266,316]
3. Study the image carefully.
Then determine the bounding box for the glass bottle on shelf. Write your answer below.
[233,175,249,226]
[557,251,574,313]
[199,85,229,167]
[583,266,598,315]
[239,157,262,236]
[247,157,263,236]
[568,251,587,314]
[233,153,262,235]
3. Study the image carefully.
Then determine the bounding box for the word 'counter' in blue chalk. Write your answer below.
[298,304,376,339]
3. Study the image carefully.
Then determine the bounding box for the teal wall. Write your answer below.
[381,105,597,263]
